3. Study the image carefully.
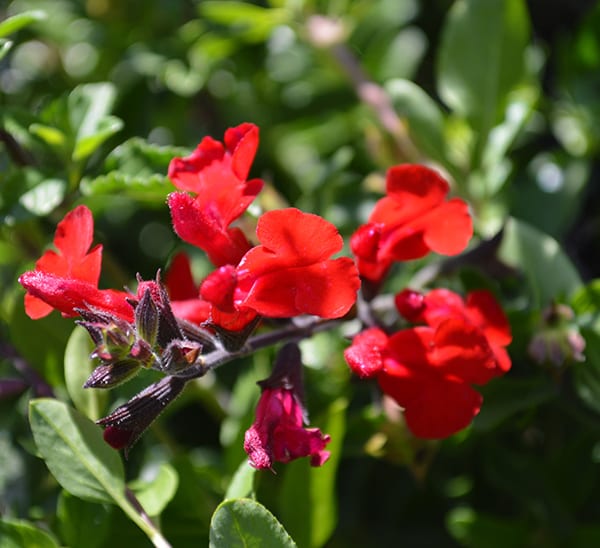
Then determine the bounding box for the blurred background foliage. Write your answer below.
[2,0,600,546]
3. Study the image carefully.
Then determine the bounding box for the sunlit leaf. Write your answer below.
[18,179,66,215]
[209,498,297,548]
[128,462,179,516]
[64,326,107,421]
[0,10,46,38]
[29,398,125,504]
[224,459,256,500]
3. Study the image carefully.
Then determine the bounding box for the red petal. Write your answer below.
[165,252,199,301]
[240,258,359,318]
[350,223,381,261]
[344,327,388,378]
[466,290,512,346]
[242,209,344,272]
[167,136,224,192]
[394,289,425,322]
[225,123,259,180]
[53,205,95,261]
[200,265,238,311]
[420,198,472,256]
[380,371,482,439]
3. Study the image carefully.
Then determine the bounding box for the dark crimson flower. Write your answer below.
[395,288,512,375]
[19,206,132,321]
[345,320,500,439]
[244,344,331,470]
[351,164,472,282]
[167,123,264,267]
[164,252,211,325]
[202,208,360,323]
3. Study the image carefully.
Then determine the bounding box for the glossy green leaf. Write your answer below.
[64,326,107,421]
[280,398,347,548]
[473,377,557,432]
[57,490,113,548]
[81,172,172,206]
[437,0,530,166]
[224,459,256,500]
[0,39,12,61]
[128,462,179,516]
[385,78,449,167]
[498,217,582,306]
[18,179,65,216]
[73,116,124,162]
[209,498,297,548]
[29,123,67,147]
[29,398,125,504]
[199,2,289,42]
[0,518,59,548]
[0,10,46,38]
[68,83,123,162]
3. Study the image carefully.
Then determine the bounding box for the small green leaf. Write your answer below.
[0,10,46,39]
[0,517,59,548]
[64,326,107,421]
[19,179,66,215]
[437,0,530,167]
[498,217,582,306]
[80,172,172,206]
[385,78,449,167]
[29,123,67,147]
[209,498,297,548]
[29,398,125,504]
[0,38,12,61]
[128,462,179,516]
[199,2,289,42]
[68,83,123,162]
[73,116,124,162]
[224,460,256,500]
[280,398,347,548]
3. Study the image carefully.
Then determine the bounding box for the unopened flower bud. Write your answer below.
[84,360,142,389]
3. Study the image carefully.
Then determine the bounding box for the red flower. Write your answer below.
[345,320,499,439]
[243,344,331,470]
[351,165,472,282]
[164,252,211,325]
[201,208,360,326]
[167,123,264,266]
[244,387,331,470]
[395,288,512,374]
[19,206,132,321]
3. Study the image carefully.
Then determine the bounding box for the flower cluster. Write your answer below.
[19,122,512,469]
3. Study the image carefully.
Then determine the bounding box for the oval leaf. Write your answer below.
[65,326,107,421]
[209,498,297,548]
[29,398,125,504]
[0,518,59,548]
[224,460,256,500]
[437,0,530,164]
[128,462,179,516]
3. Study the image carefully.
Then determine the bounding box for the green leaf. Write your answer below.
[81,172,172,206]
[18,179,66,215]
[437,0,530,166]
[473,377,557,432]
[73,116,124,162]
[29,123,67,148]
[199,2,289,42]
[209,498,297,548]
[385,78,450,167]
[0,10,46,39]
[64,326,107,421]
[68,83,123,162]
[0,39,12,61]
[57,491,113,548]
[128,462,179,516]
[498,217,582,307]
[280,398,347,548]
[224,459,256,500]
[0,518,59,548]
[29,398,125,504]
